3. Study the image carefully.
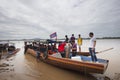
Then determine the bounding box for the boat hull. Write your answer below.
[26,48,109,74]
[1,48,20,59]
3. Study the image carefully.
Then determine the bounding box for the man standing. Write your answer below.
[24,41,28,54]
[70,34,75,43]
[65,35,69,43]
[89,32,98,62]
[71,41,77,57]
[77,34,82,52]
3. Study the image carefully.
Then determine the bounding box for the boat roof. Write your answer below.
[46,39,63,43]
[0,41,15,46]
[0,41,8,45]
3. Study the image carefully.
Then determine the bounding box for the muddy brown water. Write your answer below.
[0,39,120,80]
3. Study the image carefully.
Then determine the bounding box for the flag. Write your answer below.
[50,32,57,39]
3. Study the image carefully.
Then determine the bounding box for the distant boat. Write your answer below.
[26,48,109,74]
[0,41,20,59]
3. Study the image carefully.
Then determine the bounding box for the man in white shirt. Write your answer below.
[89,32,98,62]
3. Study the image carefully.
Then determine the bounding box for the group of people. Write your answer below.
[24,32,98,62]
[58,34,82,58]
[24,41,48,61]
[58,32,98,62]
[65,34,82,52]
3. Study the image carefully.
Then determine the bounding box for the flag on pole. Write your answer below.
[50,32,57,39]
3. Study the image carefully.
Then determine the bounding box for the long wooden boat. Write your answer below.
[26,48,109,74]
[0,41,20,59]
[6,48,20,58]
[1,48,20,59]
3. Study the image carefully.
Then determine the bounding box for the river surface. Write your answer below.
[0,39,120,80]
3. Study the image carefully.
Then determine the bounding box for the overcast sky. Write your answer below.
[0,0,120,40]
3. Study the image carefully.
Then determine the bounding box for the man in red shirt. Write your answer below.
[58,42,66,58]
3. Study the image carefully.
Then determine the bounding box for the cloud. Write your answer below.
[0,0,120,40]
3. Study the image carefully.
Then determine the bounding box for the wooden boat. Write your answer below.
[0,41,20,59]
[6,48,20,58]
[26,48,109,74]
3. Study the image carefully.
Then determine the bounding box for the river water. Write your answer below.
[0,39,120,80]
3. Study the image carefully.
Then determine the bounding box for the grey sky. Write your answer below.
[0,0,120,40]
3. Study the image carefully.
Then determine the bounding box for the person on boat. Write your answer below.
[36,44,47,61]
[52,43,57,53]
[47,45,52,55]
[36,50,41,62]
[47,44,56,55]
[71,41,77,57]
[89,32,98,62]
[65,35,69,42]
[70,34,75,43]
[58,42,66,58]
[64,41,72,58]
[24,41,28,54]
[40,44,46,54]
[77,34,82,52]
